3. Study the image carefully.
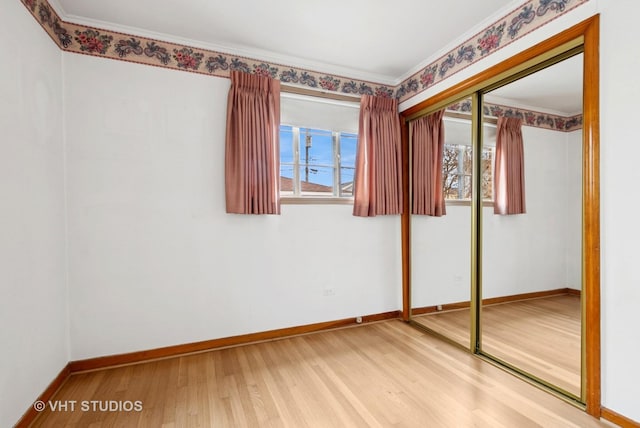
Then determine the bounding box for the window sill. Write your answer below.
[280,196,354,205]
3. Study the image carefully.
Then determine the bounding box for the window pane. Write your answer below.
[340,133,357,196]
[462,175,472,199]
[297,128,334,194]
[444,173,459,199]
[280,125,294,164]
[279,125,295,194]
[462,146,473,175]
[299,128,333,167]
[340,167,355,196]
[298,165,334,194]
[443,145,460,199]
[482,148,493,200]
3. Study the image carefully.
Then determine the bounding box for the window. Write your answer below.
[279,92,359,200]
[280,125,356,197]
[443,144,493,200]
[441,113,494,202]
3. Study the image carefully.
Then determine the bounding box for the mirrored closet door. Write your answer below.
[406,48,589,402]
[403,17,599,411]
[410,98,473,349]
[478,53,584,398]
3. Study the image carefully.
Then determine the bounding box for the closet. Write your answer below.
[400,16,600,413]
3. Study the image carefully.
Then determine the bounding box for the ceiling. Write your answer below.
[54,0,518,84]
[486,53,583,115]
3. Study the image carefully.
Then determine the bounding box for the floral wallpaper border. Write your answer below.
[20,0,586,131]
[448,99,582,132]
[395,0,589,102]
[20,0,396,97]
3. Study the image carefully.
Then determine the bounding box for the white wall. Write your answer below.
[404,1,640,421]
[483,126,581,298]
[64,54,401,360]
[412,205,471,307]
[0,2,68,427]
[599,0,640,420]
[412,126,580,307]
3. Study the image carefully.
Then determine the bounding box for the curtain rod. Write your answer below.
[281,84,361,103]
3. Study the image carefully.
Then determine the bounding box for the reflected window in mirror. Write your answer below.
[442,113,495,202]
[443,143,493,201]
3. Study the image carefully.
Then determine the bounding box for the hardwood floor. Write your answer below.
[31,320,607,427]
[414,294,581,397]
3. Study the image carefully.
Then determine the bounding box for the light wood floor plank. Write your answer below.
[31,320,608,427]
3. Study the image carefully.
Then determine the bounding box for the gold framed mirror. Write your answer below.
[401,15,599,415]
[478,51,584,400]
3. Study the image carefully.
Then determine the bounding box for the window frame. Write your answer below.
[280,124,357,204]
[442,143,495,206]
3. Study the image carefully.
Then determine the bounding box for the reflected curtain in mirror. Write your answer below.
[494,117,526,215]
[225,70,281,214]
[353,95,402,217]
[410,109,446,216]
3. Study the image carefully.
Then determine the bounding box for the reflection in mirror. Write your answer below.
[479,54,583,397]
[410,98,476,348]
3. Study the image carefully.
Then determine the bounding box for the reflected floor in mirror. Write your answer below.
[414,293,580,396]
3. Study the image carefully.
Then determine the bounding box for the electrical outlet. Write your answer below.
[436,305,443,311]
[356,316,363,324]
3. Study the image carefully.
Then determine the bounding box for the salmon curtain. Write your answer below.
[353,95,403,217]
[225,71,281,214]
[494,116,526,215]
[410,110,446,216]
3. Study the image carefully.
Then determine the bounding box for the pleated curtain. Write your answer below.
[410,109,446,216]
[353,95,403,217]
[494,116,526,215]
[225,71,281,214]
